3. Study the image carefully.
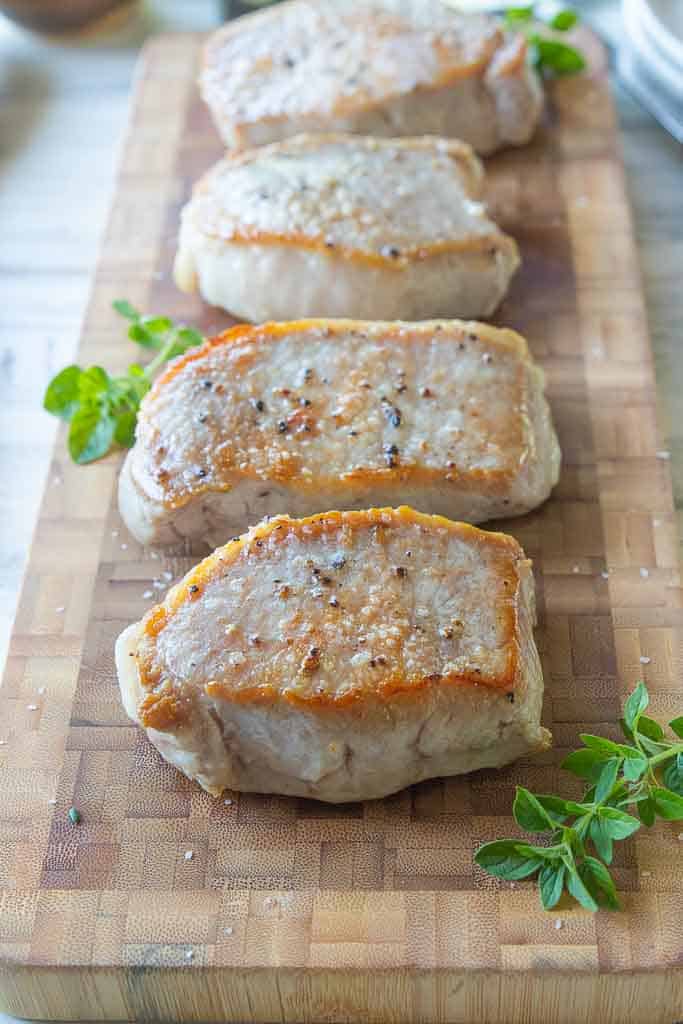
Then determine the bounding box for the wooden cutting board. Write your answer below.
[1,31,682,1024]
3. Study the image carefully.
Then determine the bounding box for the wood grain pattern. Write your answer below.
[1,31,682,1024]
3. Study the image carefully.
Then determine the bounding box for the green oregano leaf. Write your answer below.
[513,786,556,833]
[624,682,649,732]
[539,863,565,909]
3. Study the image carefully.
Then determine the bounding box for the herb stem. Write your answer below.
[649,743,683,768]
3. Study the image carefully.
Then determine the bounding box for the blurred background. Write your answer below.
[0,0,681,675]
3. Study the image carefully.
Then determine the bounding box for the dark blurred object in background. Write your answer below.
[222,0,282,18]
[0,0,138,33]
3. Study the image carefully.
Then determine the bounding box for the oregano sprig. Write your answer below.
[475,683,683,911]
[505,5,586,77]
[43,301,204,464]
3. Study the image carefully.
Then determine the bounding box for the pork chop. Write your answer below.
[116,507,551,802]
[173,134,519,322]
[200,0,543,155]
[118,319,561,547]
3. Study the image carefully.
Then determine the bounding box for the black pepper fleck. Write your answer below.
[251,398,265,412]
[395,566,407,578]
[331,555,346,569]
[201,380,213,389]
[277,420,288,433]
[189,585,199,594]
[381,398,402,428]
[384,444,399,468]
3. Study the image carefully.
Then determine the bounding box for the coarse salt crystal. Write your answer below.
[601,571,609,580]
[184,851,193,861]
[224,798,233,806]
[38,687,46,695]
[639,567,649,579]
[639,656,651,665]
[162,571,173,581]
[224,926,234,936]
[554,919,563,931]
[48,798,57,805]
[27,705,38,711]
[55,606,65,614]
[185,949,194,960]
[0,739,6,745]
[142,590,153,599]
[120,543,128,551]
[111,530,119,538]
[656,450,670,460]
[150,550,160,559]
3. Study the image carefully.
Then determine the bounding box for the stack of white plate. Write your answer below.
[620,0,683,141]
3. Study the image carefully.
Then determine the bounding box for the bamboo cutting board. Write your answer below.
[1,31,682,1024]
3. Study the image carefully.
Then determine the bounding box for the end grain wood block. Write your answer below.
[0,29,682,1024]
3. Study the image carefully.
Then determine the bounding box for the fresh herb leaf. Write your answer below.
[43,365,83,421]
[113,409,138,448]
[622,754,648,782]
[503,5,586,78]
[636,715,665,742]
[579,856,620,910]
[638,796,656,827]
[112,299,139,321]
[589,817,613,864]
[513,786,556,833]
[597,806,641,840]
[579,734,624,756]
[504,5,534,24]
[68,401,116,465]
[550,10,578,31]
[531,36,586,76]
[594,758,620,804]
[663,753,683,796]
[474,683,683,912]
[650,787,683,821]
[669,717,683,739]
[539,862,565,909]
[536,794,587,820]
[561,747,608,781]
[624,681,649,732]
[44,301,205,464]
[474,840,546,880]
[566,867,598,911]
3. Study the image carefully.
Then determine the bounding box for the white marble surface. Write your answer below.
[0,1,681,1020]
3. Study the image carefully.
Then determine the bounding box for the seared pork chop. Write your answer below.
[201,0,543,155]
[173,134,519,322]
[116,507,551,802]
[118,319,561,547]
